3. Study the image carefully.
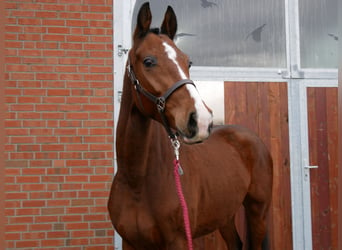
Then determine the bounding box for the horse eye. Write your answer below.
[188,61,193,68]
[143,57,157,68]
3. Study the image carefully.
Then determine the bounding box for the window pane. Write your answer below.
[132,0,286,68]
[299,0,338,68]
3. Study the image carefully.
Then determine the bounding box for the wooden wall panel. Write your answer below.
[307,87,338,250]
[224,82,292,250]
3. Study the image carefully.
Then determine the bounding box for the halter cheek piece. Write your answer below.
[127,58,196,140]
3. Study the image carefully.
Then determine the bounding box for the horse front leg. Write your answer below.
[219,216,243,250]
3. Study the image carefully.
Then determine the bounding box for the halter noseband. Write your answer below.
[127,58,196,140]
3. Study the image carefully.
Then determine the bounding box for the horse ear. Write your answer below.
[133,2,152,40]
[161,6,177,40]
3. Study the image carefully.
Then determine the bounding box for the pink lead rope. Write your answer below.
[171,139,194,250]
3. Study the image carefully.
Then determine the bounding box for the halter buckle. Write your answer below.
[156,97,166,112]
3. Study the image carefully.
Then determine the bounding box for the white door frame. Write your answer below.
[112,1,338,249]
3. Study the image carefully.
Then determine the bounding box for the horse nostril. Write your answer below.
[208,122,213,134]
[187,112,198,138]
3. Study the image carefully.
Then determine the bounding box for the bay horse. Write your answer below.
[108,2,273,250]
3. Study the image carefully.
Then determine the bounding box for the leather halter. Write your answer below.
[127,58,196,140]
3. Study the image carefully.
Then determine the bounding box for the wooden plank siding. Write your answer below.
[307,87,338,250]
[224,82,292,250]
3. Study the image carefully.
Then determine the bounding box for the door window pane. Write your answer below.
[299,0,338,68]
[132,0,286,68]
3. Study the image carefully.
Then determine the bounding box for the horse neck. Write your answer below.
[116,72,171,185]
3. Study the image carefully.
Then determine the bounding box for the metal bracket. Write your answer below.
[117,44,129,57]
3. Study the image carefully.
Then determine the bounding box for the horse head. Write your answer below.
[127,2,213,144]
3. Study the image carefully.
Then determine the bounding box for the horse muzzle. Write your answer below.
[179,110,213,144]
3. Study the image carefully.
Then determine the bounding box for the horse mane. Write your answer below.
[135,27,160,40]
[149,27,160,35]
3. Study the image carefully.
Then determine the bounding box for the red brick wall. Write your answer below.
[5,0,115,249]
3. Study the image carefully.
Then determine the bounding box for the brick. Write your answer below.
[41,239,65,247]
[5,168,21,175]
[48,27,70,34]
[5,120,21,127]
[36,73,59,80]
[16,176,40,183]
[29,192,53,199]
[60,152,82,159]
[90,128,112,135]
[30,65,54,72]
[35,11,58,18]
[10,152,34,160]
[47,167,69,174]
[17,112,41,119]
[6,224,28,232]
[22,89,46,96]
[10,104,35,111]
[41,144,65,151]
[65,222,88,230]
[16,240,39,248]
[83,152,106,159]
[65,144,88,151]
[67,238,89,246]
[66,20,89,27]
[30,159,54,167]
[65,113,89,120]
[84,214,106,221]
[42,112,65,119]
[66,4,89,12]
[47,231,69,238]
[21,168,46,175]
[29,223,53,231]
[54,128,77,136]
[22,232,46,240]
[89,175,111,182]
[59,136,82,143]
[17,144,41,152]
[22,200,46,207]
[41,207,65,215]
[34,216,59,223]
[5,232,21,241]
[36,136,58,143]
[60,215,82,222]
[71,230,94,238]
[70,167,94,175]
[47,199,70,207]
[59,11,82,19]
[6,192,28,200]
[65,175,88,182]
[59,105,82,112]
[66,207,89,215]
[47,89,70,96]
[22,120,46,127]
[89,144,112,151]
[90,222,112,229]
[42,175,65,183]
[82,104,106,112]
[89,112,113,120]
[60,183,83,190]
[22,184,46,192]
[30,128,53,135]
[83,136,106,143]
